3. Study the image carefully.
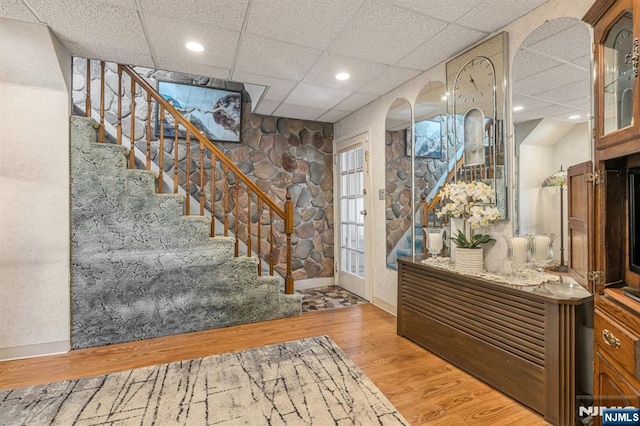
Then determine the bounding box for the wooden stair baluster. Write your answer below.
[200,142,205,217]
[257,198,262,276]
[223,163,229,236]
[158,107,164,193]
[145,92,151,170]
[99,61,105,143]
[284,193,294,294]
[247,189,252,257]
[209,150,215,237]
[269,207,274,276]
[234,177,239,257]
[85,60,91,117]
[173,121,179,195]
[129,78,135,169]
[116,66,122,146]
[185,132,191,215]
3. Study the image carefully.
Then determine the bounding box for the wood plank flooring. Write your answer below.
[0,304,549,425]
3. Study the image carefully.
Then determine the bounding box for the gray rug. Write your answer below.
[0,336,408,425]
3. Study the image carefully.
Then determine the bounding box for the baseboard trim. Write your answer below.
[373,297,397,316]
[295,277,334,291]
[0,340,70,361]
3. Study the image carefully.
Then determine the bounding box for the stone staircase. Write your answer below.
[70,116,301,349]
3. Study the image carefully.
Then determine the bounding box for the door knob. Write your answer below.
[360,210,367,216]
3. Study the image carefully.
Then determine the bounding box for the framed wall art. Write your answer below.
[406,118,444,159]
[156,81,242,143]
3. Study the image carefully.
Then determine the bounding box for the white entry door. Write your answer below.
[335,136,369,300]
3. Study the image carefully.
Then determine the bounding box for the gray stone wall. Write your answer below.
[72,59,334,280]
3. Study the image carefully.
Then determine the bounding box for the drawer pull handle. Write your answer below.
[602,329,621,349]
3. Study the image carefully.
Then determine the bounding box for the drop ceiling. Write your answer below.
[2,0,552,122]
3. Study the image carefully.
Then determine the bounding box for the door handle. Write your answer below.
[360,210,367,216]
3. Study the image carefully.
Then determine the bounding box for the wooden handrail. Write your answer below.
[83,60,294,293]
[119,65,286,219]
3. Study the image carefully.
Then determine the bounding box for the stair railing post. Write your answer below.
[420,194,427,256]
[284,193,294,294]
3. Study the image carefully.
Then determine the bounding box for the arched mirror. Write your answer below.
[512,17,592,268]
[385,99,412,269]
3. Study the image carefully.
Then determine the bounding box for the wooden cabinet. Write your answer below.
[397,258,592,426]
[585,0,640,160]
[584,1,640,421]
[593,290,640,425]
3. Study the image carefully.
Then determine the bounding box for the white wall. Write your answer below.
[0,18,71,360]
[520,122,591,261]
[334,0,594,313]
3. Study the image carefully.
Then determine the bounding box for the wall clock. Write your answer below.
[446,32,508,217]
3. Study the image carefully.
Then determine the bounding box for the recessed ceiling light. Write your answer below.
[185,41,204,52]
[569,114,581,120]
[513,105,524,112]
[335,72,350,81]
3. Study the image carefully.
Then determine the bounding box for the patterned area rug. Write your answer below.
[299,286,368,312]
[0,336,407,425]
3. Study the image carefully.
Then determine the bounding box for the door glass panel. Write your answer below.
[339,145,365,278]
[603,12,634,134]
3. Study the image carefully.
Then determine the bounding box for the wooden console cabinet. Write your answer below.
[397,258,593,426]
[583,1,640,423]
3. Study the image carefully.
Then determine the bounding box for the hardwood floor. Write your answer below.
[0,304,549,425]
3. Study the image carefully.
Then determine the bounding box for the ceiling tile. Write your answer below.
[64,41,155,68]
[246,0,366,50]
[234,34,322,81]
[329,1,447,65]
[153,60,230,80]
[304,53,389,91]
[273,103,327,121]
[231,71,297,102]
[456,0,548,33]
[317,109,351,123]
[0,0,39,22]
[571,54,591,70]
[358,66,421,95]
[144,14,239,69]
[521,17,580,46]
[513,48,564,82]
[526,21,590,63]
[255,99,279,116]
[535,79,590,105]
[28,0,149,55]
[284,83,352,109]
[333,92,379,112]
[515,63,586,97]
[385,0,485,22]
[139,0,248,30]
[398,24,486,70]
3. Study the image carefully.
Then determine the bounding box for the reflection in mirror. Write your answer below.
[385,99,412,269]
[385,82,449,269]
[512,17,592,268]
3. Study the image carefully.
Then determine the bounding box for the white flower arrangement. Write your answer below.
[436,181,502,249]
[436,181,501,228]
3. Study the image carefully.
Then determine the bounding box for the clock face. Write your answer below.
[614,28,633,65]
[454,57,495,106]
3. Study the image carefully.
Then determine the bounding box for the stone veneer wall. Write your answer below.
[385,130,451,257]
[72,59,334,280]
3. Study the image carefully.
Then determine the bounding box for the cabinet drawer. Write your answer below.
[595,309,640,380]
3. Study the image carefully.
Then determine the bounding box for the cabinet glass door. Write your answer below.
[603,12,635,134]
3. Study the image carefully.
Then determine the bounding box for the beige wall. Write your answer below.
[334,0,595,312]
[0,18,71,360]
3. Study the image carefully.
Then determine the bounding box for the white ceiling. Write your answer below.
[2,0,551,123]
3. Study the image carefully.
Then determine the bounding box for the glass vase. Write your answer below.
[529,233,556,272]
